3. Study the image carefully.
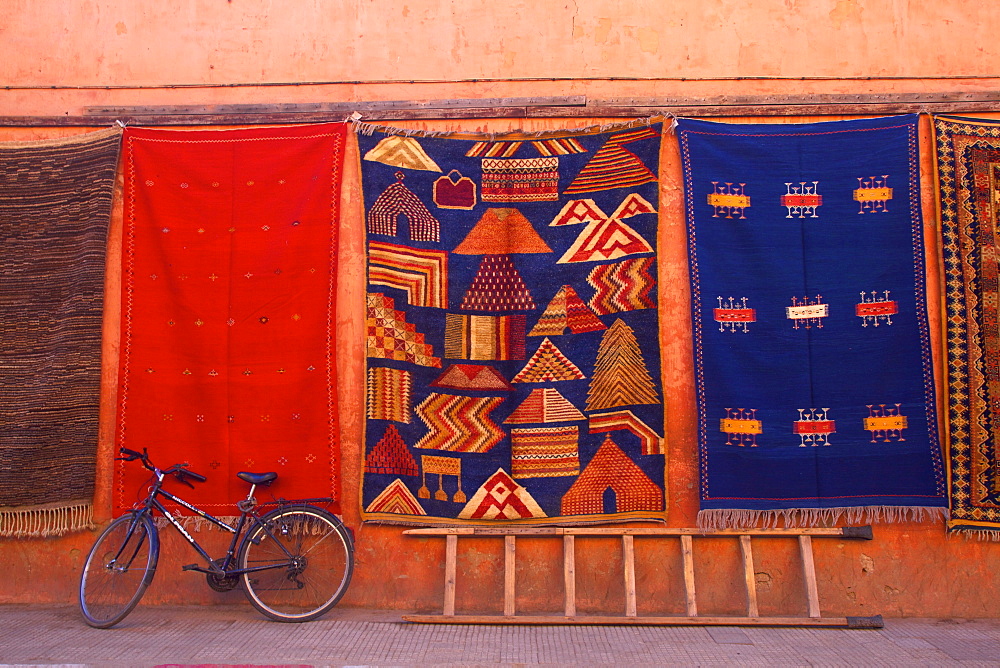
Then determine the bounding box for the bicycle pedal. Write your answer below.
[181,563,200,571]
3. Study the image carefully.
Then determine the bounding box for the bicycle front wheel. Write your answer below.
[79,512,159,628]
[238,505,353,622]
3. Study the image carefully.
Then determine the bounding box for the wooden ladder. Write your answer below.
[402,525,882,628]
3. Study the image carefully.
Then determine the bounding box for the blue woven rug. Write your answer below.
[358,122,666,524]
[676,115,946,527]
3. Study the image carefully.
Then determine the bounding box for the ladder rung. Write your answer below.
[799,535,821,618]
[739,535,759,618]
[622,534,636,617]
[563,535,576,617]
[504,535,516,617]
[680,534,697,616]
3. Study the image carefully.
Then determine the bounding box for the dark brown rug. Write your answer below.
[0,128,121,536]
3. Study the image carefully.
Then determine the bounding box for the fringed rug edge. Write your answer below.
[947,522,1000,541]
[0,502,95,538]
[361,513,669,528]
[697,506,949,530]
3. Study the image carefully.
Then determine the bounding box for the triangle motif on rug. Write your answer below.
[366,292,441,367]
[366,479,427,515]
[457,468,547,520]
[557,217,654,264]
[586,318,659,410]
[550,199,609,226]
[530,285,607,336]
[453,208,553,255]
[365,425,419,476]
[512,338,586,383]
[561,435,663,514]
[563,127,659,194]
[459,254,537,311]
[504,387,586,424]
[363,136,442,172]
[430,364,513,391]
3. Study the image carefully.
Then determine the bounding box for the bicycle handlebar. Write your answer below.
[175,468,207,484]
[117,447,146,462]
[117,447,206,485]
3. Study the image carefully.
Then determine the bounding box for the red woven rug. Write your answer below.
[115,125,347,517]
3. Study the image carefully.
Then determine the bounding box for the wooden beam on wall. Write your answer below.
[82,96,587,116]
[2,92,998,126]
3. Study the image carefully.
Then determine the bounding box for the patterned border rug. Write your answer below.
[677,115,946,528]
[115,124,346,517]
[935,114,1000,538]
[357,121,667,525]
[0,128,121,536]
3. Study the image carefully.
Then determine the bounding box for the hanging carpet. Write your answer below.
[115,124,347,518]
[676,115,946,528]
[935,115,1000,538]
[358,122,667,525]
[0,128,121,537]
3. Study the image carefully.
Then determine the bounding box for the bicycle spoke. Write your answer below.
[79,514,159,628]
[300,527,338,557]
[238,506,353,622]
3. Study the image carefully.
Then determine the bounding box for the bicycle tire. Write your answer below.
[237,505,353,622]
[79,512,160,628]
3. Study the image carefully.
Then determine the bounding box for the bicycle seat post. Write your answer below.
[235,471,277,512]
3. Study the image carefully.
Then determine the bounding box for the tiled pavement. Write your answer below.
[1,605,999,666]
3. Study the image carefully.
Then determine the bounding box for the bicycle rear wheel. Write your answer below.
[238,505,353,622]
[79,512,159,628]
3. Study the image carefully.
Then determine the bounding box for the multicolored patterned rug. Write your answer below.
[358,122,667,525]
[935,115,1000,538]
[677,115,947,528]
[115,124,347,518]
[0,128,121,537]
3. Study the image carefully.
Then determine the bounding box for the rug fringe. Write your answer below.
[696,505,949,530]
[153,515,239,532]
[152,513,338,536]
[0,503,95,538]
[362,516,668,528]
[348,115,665,140]
[947,526,1000,541]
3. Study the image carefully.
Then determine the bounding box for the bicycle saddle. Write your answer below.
[237,471,277,486]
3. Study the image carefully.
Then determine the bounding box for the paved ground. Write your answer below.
[1,605,999,666]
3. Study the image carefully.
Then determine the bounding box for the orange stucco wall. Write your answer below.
[2,1,1000,618]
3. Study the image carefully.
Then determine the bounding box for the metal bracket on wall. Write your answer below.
[402,525,882,628]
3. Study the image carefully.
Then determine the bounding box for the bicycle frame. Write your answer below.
[137,470,297,578]
[81,446,355,628]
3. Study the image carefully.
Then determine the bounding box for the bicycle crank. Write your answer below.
[206,558,240,592]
